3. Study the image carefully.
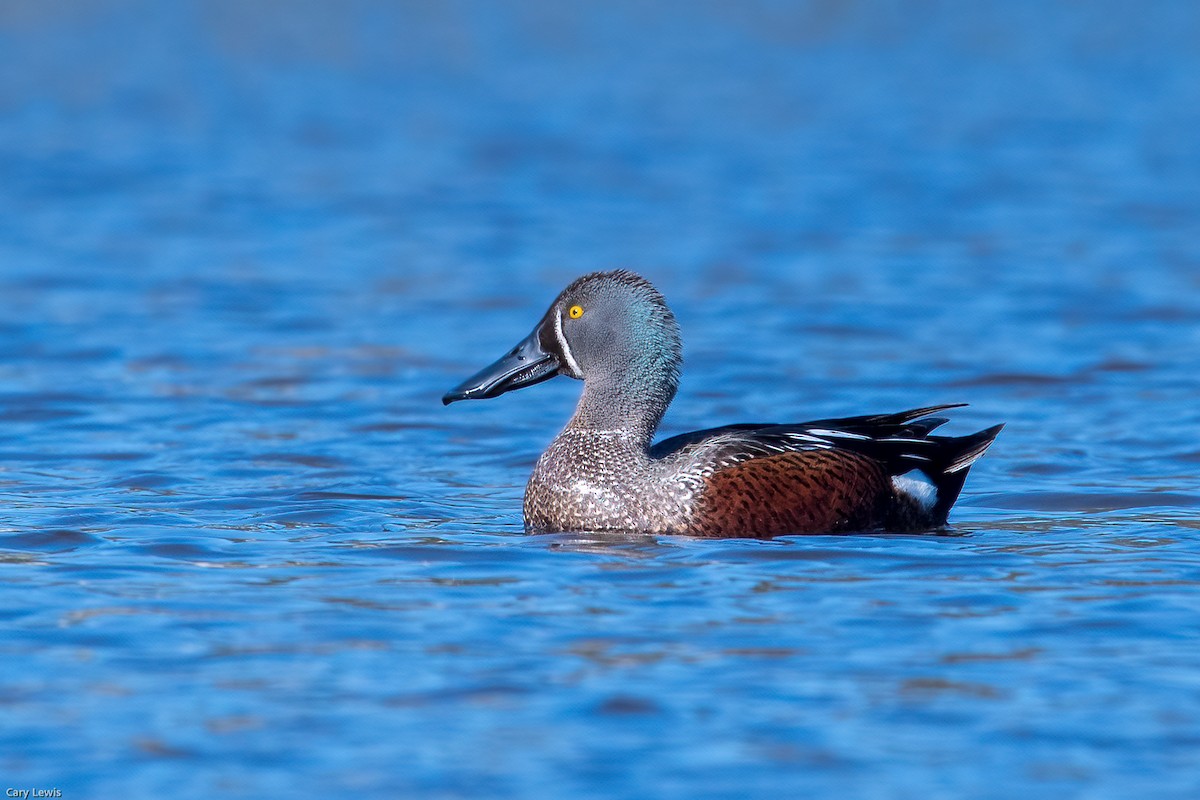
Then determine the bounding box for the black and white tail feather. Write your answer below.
[652,404,1003,524]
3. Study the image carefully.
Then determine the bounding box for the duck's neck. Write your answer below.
[566,366,678,449]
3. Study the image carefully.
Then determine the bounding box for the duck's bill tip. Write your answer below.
[441,381,493,405]
[441,324,561,406]
[441,355,559,406]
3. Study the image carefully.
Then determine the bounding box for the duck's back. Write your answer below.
[646,405,1003,537]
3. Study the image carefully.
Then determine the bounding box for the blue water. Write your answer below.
[3,2,1200,797]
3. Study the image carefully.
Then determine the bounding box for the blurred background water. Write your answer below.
[2,1,1199,797]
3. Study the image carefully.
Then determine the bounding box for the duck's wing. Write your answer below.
[652,404,1003,523]
[650,404,964,463]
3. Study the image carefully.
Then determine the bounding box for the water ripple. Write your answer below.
[3,3,1200,799]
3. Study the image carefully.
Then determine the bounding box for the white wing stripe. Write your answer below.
[806,428,871,440]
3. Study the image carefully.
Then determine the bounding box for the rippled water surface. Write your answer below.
[3,2,1200,798]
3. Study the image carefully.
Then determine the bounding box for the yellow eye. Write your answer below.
[568,305,584,319]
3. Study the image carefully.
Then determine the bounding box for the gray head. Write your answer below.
[551,270,681,388]
[443,270,682,434]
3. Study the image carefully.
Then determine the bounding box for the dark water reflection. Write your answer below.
[3,2,1200,798]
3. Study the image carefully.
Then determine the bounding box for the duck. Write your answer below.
[443,270,1002,537]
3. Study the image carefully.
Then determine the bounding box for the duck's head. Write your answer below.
[443,270,681,405]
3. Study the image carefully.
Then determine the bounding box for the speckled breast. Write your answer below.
[522,430,693,533]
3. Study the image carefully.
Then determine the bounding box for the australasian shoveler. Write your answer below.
[443,270,1002,537]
